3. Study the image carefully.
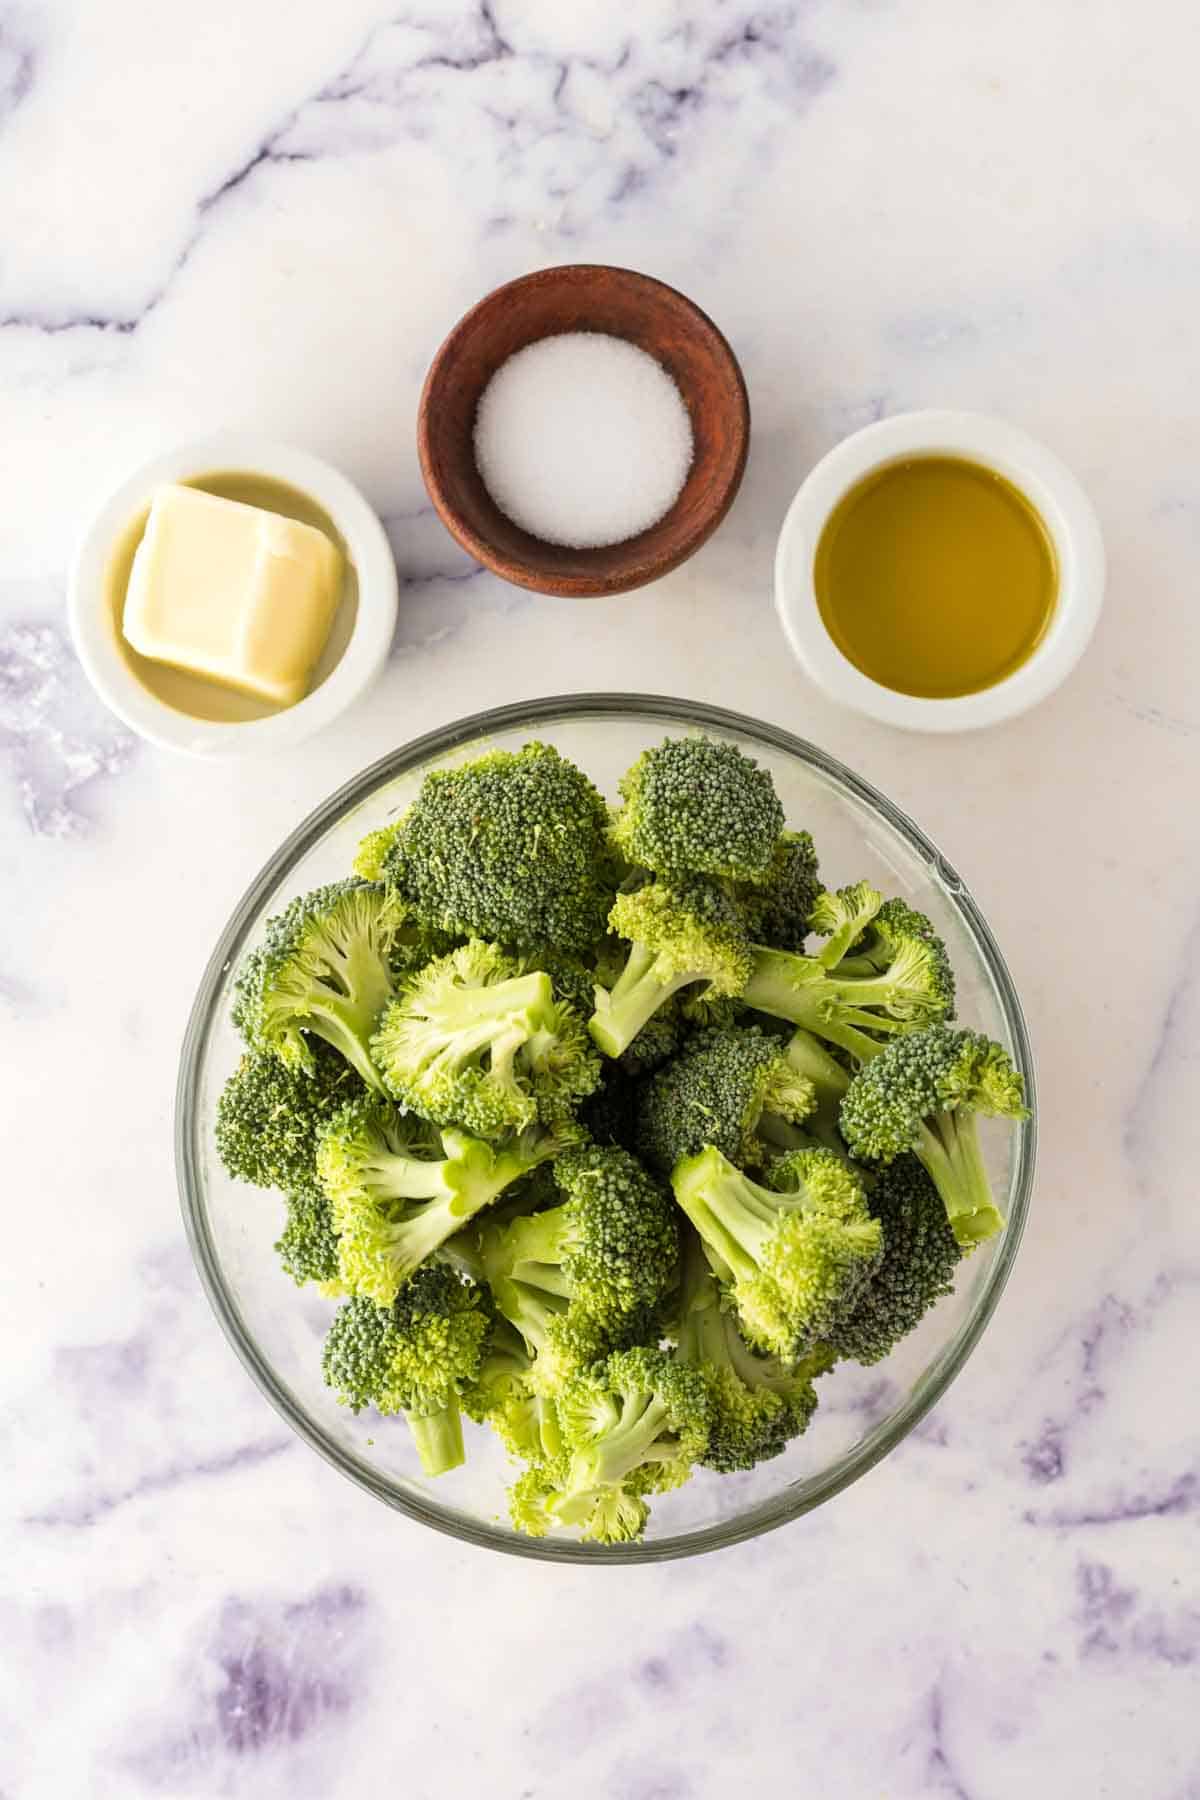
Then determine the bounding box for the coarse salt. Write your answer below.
[473,331,694,550]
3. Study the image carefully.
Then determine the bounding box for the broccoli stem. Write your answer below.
[916,1112,1005,1248]
[589,945,698,1058]
[406,1403,466,1476]
[674,1164,777,1284]
[306,997,389,1093]
[743,952,902,1063]
[785,1029,851,1105]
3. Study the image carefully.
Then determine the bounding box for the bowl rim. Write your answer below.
[176,693,1036,1562]
[67,434,399,759]
[417,264,751,597]
[774,409,1106,731]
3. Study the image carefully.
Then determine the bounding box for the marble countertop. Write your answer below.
[3,2,1199,1795]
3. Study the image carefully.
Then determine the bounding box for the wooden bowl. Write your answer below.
[417,265,751,598]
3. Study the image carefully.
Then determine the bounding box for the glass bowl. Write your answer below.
[176,695,1035,1562]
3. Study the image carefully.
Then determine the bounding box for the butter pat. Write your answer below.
[122,484,343,707]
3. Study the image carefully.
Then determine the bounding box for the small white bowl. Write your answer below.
[774,410,1106,732]
[68,436,398,757]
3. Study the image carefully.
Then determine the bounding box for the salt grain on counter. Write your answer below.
[473,332,694,549]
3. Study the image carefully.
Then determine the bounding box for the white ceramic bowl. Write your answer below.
[774,410,1106,731]
[68,436,398,757]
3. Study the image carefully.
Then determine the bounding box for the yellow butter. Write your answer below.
[122,483,343,707]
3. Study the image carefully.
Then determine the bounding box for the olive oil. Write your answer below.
[814,456,1057,699]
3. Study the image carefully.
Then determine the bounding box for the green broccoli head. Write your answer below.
[215,1044,365,1193]
[837,898,957,1021]
[512,1345,711,1544]
[826,1156,962,1365]
[371,939,600,1139]
[322,1268,489,1475]
[635,1025,816,1176]
[318,1095,575,1306]
[839,1025,1027,1248]
[731,829,822,952]
[381,742,616,954]
[673,1231,830,1472]
[478,1146,677,1396]
[807,882,886,967]
[232,880,411,1092]
[352,819,405,883]
[609,736,785,882]
[501,1144,679,1327]
[672,1144,882,1360]
[462,1318,563,1468]
[274,1185,342,1289]
[589,877,754,1060]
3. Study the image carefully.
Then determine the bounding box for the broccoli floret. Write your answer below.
[741,888,955,1063]
[318,1096,574,1306]
[232,880,412,1092]
[806,881,886,965]
[826,1156,962,1364]
[322,1269,489,1475]
[730,830,821,952]
[352,819,405,882]
[275,1186,342,1289]
[609,736,784,882]
[371,940,600,1139]
[635,1026,816,1176]
[589,878,753,1060]
[215,1044,365,1193]
[381,742,615,954]
[462,1318,563,1467]
[835,898,957,1021]
[479,1146,677,1395]
[511,1345,711,1544]
[672,1145,882,1360]
[673,1229,830,1471]
[839,1025,1027,1249]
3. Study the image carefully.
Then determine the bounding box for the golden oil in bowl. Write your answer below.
[814,455,1058,699]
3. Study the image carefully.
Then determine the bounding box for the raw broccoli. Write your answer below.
[589,877,753,1059]
[381,742,615,954]
[510,1345,711,1544]
[371,940,600,1139]
[232,880,410,1093]
[825,1156,962,1364]
[609,736,784,882]
[593,936,684,1072]
[741,886,955,1063]
[672,1144,882,1359]
[635,1026,816,1176]
[730,829,821,952]
[462,1318,563,1467]
[771,1027,853,1156]
[322,1268,489,1475]
[834,897,957,1020]
[479,1145,678,1395]
[352,819,404,883]
[215,1044,365,1194]
[275,1186,342,1289]
[673,1228,830,1471]
[839,1025,1027,1249]
[318,1096,574,1306]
